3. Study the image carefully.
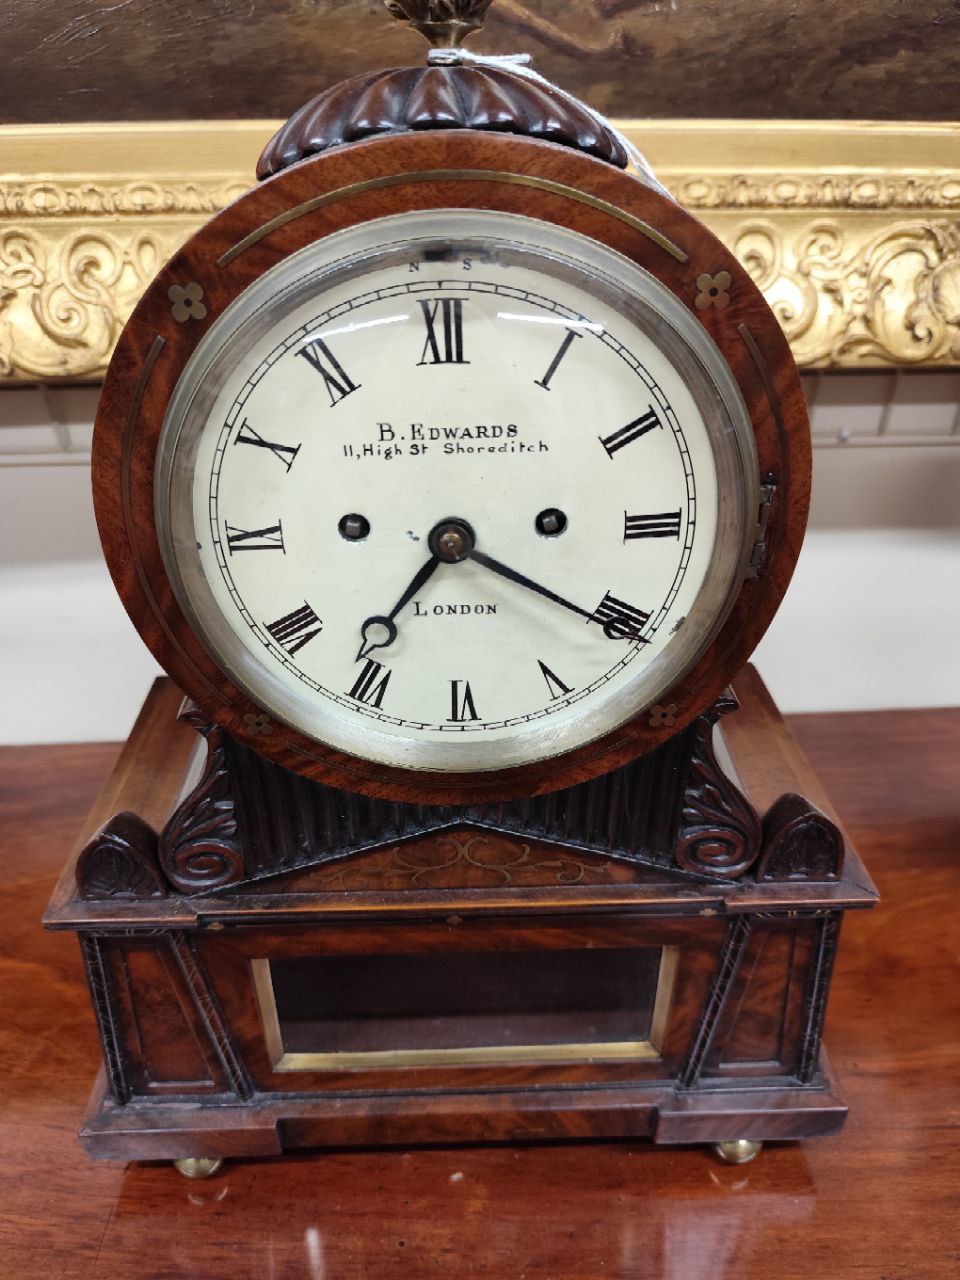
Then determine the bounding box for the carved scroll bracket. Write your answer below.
[75,694,849,899]
[158,706,243,894]
[675,701,763,879]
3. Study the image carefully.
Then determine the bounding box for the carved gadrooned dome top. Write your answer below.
[257,63,629,179]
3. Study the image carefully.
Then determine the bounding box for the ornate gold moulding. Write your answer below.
[1,119,958,384]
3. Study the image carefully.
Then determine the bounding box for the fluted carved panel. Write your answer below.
[222,717,701,885]
[257,64,628,177]
[148,693,770,891]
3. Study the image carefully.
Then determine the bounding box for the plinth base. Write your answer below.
[46,666,876,1166]
[79,1061,848,1163]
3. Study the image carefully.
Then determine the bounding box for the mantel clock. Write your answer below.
[46,0,876,1176]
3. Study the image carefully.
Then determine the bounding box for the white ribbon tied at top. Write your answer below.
[426,46,673,199]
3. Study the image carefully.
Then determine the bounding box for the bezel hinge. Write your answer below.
[746,480,777,578]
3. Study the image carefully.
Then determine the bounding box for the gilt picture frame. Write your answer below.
[1,117,958,385]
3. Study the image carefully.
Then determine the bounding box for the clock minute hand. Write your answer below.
[357,554,440,660]
[467,548,598,627]
[468,548,650,643]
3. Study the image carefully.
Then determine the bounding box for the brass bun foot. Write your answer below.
[174,1156,223,1179]
[714,1139,762,1165]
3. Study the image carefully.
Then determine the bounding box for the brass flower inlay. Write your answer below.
[649,702,678,728]
[168,281,207,322]
[695,270,731,310]
[242,711,273,736]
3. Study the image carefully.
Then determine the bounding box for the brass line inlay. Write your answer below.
[270,1040,660,1070]
[251,944,678,1072]
[119,333,233,706]
[737,323,788,450]
[737,319,790,572]
[218,169,688,268]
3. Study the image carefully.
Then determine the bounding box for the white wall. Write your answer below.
[0,388,161,744]
[0,377,958,744]
[754,372,960,711]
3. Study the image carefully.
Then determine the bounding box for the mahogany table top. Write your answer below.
[1,701,958,1279]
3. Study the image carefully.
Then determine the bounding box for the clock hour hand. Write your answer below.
[357,554,440,660]
[467,548,647,641]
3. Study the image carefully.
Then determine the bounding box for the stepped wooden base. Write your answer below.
[46,667,876,1167]
[80,1061,847,1162]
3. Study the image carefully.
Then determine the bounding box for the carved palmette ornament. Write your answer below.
[76,811,168,899]
[158,713,243,894]
[675,700,762,878]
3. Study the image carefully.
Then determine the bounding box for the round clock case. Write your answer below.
[93,126,810,804]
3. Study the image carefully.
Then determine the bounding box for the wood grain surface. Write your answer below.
[1,0,958,123]
[2,704,958,1278]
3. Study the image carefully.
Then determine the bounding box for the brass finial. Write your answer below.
[384,0,495,50]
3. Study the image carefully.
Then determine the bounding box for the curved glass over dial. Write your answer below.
[157,210,758,772]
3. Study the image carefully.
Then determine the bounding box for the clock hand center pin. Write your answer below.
[428,517,476,564]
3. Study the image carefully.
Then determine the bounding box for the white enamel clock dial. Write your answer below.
[157,210,758,772]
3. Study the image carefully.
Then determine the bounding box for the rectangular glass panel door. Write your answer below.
[254,945,676,1069]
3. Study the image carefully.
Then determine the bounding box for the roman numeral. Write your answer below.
[592,592,651,641]
[299,338,360,405]
[600,407,663,457]
[538,660,573,700]
[234,420,301,471]
[534,327,582,390]
[624,510,682,540]
[348,658,392,708]
[418,298,468,365]
[266,603,322,655]
[448,679,479,721]
[225,522,284,553]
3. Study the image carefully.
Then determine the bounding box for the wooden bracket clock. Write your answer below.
[45,0,877,1177]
